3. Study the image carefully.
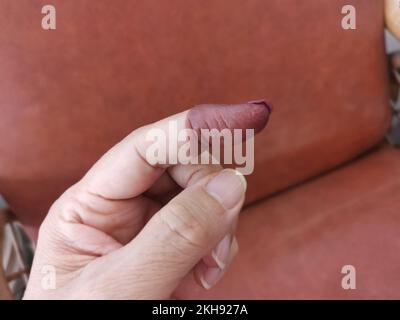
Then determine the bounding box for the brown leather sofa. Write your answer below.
[1,0,398,298]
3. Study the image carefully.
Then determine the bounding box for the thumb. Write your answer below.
[107,169,246,299]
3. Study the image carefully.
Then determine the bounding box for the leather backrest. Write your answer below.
[0,0,390,228]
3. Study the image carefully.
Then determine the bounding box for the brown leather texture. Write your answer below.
[180,143,400,299]
[0,0,390,229]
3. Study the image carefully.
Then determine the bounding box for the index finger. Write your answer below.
[80,101,271,200]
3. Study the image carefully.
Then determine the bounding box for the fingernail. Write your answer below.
[212,234,232,269]
[206,169,247,210]
[200,267,223,290]
[247,99,273,113]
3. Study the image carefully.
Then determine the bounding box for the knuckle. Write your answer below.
[55,192,83,223]
[51,184,93,224]
[37,189,81,239]
[159,201,210,250]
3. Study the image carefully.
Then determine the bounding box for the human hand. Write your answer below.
[386,0,400,39]
[24,102,271,299]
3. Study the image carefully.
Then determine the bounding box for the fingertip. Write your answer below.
[187,101,272,134]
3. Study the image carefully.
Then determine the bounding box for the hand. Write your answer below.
[24,102,270,299]
[386,0,400,39]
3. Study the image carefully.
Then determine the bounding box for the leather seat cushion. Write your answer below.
[180,143,400,299]
[0,0,390,228]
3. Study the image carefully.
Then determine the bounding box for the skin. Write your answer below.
[188,101,271,136]
[386,0,400,40]
[24,103,271,299]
